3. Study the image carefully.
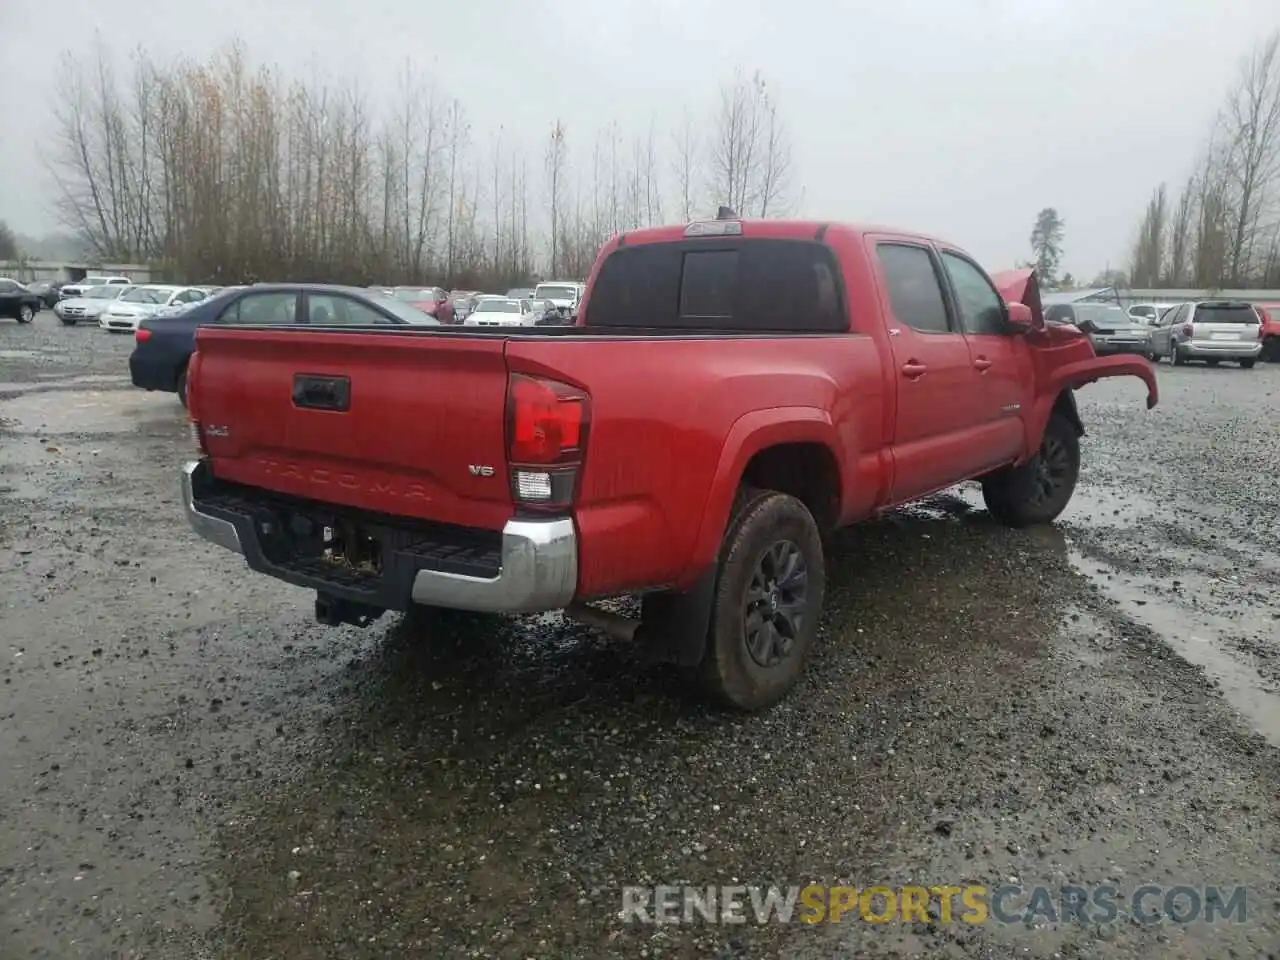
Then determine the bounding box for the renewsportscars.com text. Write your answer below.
[620,884,1249,926]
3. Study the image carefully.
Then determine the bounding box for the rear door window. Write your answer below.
[219,292,299,325]
[876,244,952,334]
[305,294,393,325]
[585,239,846,332]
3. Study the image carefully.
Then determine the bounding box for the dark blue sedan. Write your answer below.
[129,283,442,406]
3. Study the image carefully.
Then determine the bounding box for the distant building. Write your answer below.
[1042,286,1280,308]
[0,259,152,284]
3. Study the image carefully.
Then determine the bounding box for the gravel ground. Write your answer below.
[2,311,1279,959]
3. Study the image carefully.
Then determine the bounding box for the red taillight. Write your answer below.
[506,374,589,510]
[1180,323,1194,338]
[135,328,152,343]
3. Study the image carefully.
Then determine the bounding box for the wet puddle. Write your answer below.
[0,374,131,393]
[951,483,1159,529]
[0,387,178,435]
[1070,549,1280,747]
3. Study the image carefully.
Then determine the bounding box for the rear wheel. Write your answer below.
[698,490,825,711]
[982,412,1080,528]
[176,367,189,408]
[1169,341,1184,366]
[17,304,34,324]
[1240,359,1256,369]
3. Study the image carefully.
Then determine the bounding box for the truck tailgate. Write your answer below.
[191,327,513,530]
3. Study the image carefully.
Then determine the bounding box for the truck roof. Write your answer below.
[615,219,952,249]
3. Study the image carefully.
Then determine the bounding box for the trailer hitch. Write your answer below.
[315,592,385,628]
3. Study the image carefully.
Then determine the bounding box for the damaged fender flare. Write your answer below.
[1027,356,1158,456]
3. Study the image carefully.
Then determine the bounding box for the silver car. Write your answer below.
[1147,300,1263,368]
[54,284,133,326]
[1043,303,1151,357]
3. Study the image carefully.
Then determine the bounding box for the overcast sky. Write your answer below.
[2,0,1277,278]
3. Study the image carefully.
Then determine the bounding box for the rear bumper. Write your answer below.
[130,351,179,391]
[181,459,577,614]
[1179,339,1262,359]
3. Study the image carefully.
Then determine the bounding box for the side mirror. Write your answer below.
[1006,301,1042,333]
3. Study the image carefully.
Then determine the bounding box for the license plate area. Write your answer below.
[322,521,383,576]
[1210,332,1239,340]
[254,506,384,587]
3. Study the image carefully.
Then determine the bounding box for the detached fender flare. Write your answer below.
[1028,355,1158,449]
[683,406,843,586]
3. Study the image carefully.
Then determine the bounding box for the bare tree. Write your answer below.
[755,87,794,216]
[707,69,764,213]
[1129,184,1167,287]
[1165,175,1196,286]
[640,119,662,226]
[443,99,468,280]
[670,108,700,221]
[1218,31,1280,284]
[1193,146,1232,287]
[545,121,567,277]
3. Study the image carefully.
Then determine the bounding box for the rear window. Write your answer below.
[1193,302,1259,324]
[584,239,846,332]
[1074,305,1129,327]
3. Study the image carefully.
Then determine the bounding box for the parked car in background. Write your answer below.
[1127,302,1175,326]
[130,283,441,406]
[60,275,131,300]
[0,278,42,324]
[390,286,455,323]
[533,281,584,320]
[1254,303,1280,361]
[100,285,211,333]
[1043,303,1151,356]
[153,286,222,318]
[25,280,63,308]
[505,288,535,300]
[451,291,479,322]
[54,284,133,325]
[1147,300,1263,368]
[534,299,570,325]
[462,297,537,326]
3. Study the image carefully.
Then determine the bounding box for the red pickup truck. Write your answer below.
[182,217,1158,710]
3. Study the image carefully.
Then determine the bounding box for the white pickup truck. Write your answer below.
[533,281,585,320]
[59,275,132,300]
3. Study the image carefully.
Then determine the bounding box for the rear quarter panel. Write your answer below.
[506,334,886,596]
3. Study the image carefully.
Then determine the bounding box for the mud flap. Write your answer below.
[635,566,717,667]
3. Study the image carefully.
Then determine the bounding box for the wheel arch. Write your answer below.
[685,409,845,587]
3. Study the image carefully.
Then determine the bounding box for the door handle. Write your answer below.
[973,357,992,371]
[900,361,927,379]
[292,374,351,411]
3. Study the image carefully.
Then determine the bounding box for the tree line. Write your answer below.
[1129,30,1280,290]
[38,41,796,290]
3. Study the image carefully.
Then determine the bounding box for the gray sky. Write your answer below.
[2,0,1277,278]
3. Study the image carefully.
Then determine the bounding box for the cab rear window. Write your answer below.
[584,239,847,332]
